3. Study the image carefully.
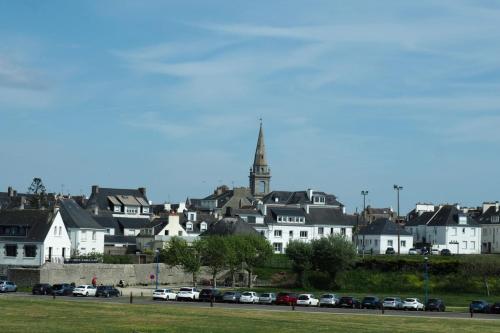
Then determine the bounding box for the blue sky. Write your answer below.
[1,0,499,213]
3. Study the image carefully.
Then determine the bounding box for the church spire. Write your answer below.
[249,120,271,198]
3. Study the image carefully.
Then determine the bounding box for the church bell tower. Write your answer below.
[249,121,271,198]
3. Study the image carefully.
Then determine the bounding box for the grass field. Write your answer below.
[1,297,500,333]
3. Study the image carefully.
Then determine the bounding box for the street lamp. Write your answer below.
[361,190,369,223]
[393,185,403,255]
[424,256,429,305]
[155,249,160,290]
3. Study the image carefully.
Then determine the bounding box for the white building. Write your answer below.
[59,199,106,256]
[477,202,500,253]
[0,209,71,266]
[358,218,413,254]
[405,204,481,254]
[137,213,193,251]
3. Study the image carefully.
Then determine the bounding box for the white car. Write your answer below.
[153,288,177,301]
[176,287,199,301]
[403,298,424,311]
[319,293,339,307]
[296,294,319,306]
[258,292,276,304]
[408,248,418,255]
[73,285,96,297]
[239,291,259,303]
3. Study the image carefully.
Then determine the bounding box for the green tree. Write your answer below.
[240,235,273,287]
[27,177,48,209]
[224,236,244,287]
[285,240,313,288]
[161,237,204,287]
[202,236,228,288]
[311,235,357,289]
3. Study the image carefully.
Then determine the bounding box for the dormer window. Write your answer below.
[188,212,196,221]
[186,222,193,231]
[142,207,149,214]
[492,216,500,223]
[200,222,207,232]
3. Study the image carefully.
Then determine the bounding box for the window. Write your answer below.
[374,239,378,246]
[106,228,111,234]
[92,231,96,240]
[274,230,282,237]
[462,241,467,249]
[273,243,283,253]
[81,231,87,241]
[318,227,324,235]
[5,244,17,257]
[471,228,476,236]
[452,227,457,236]
[188,213,195,221]
[462,228,466,234]
[24,245,37,257]
[330,228,334,234]
[288,217,292,222]
[289,230,293,238]
[387,240,393,247]
[200,222,207,232]
[471,241,476,249]
[260,230,265,236]
[164,230,169,236]
[54,227,57,236]
[58,226,62,236]
[186,222,193,231]
[178,231,182,236]
[277,216,282,222]
[492,216,500,223]
[401,240,406,248]
[258,181,266,193]
[300,231,308,238]
[341,228,346,236]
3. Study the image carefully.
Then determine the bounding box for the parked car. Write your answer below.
[382,297,403,310]
[222,291,242,303]
[73,285,96,297]
[297,294,319,306]
[95,285,120,297]
[408,248,418,255]
[0,281,17,292]
[276,292,298,305]
[403,298,424,311]
[258,292,277,305]
[239,291,259,304]
[490,302,500,314]
[385,247,395,255]
[440,249,452,256]
[176,287,200,301]
[361,296,381,309]
[425,298,446,312]
[469,300,490,313]
[153,288,177,301]
[431,248,439,255]
[32,283,52,295]
[337,296,361,309]
[319,293,339,307]
[199,288,223,302]
[51,283,74,296]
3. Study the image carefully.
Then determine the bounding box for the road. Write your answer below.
[4,292,500,321]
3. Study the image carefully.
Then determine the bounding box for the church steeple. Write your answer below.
[249,120,271,198]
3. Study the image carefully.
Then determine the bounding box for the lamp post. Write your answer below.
[155,249,160,290]
[424,256,429,305]
[393,185,403,255]
[361,190,369,223]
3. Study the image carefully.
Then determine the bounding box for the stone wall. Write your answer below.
[9,263,216,287]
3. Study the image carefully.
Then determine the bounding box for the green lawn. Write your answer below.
[1,297,500,333]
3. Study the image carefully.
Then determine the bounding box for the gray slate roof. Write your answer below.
[200,217,260,236]
[0,210,55,242]
[59,199,104,230]
[86,187,149,212]
[307,208,357,226]
[359,218,411,236]
[476,206,500,225]
[104,235,136,245]
[406,205,479,227]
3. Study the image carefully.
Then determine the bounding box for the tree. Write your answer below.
[311,235,357,288]
[224,236,245,287]
[202,236,228,288]
[161,237,204,287]
[27,177,48,209]
[285,240,313,288]
[239,235,273,287]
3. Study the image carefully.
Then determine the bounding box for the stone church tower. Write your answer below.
[249,122,271,198]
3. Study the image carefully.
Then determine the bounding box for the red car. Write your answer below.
[276,292,298,305]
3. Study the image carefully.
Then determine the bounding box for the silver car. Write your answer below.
[319,293,339,307]
[0,280,17,292]
[383,297,403,310]
[259,292,277,304]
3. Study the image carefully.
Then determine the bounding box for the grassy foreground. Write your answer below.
[1,298,500,333]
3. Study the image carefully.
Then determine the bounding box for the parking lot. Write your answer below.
[4,292,500,321]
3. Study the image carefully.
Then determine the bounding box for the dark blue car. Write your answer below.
[470,300,490,313]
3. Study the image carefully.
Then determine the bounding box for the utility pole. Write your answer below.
[393,185,403,255]
[361,190,369,223]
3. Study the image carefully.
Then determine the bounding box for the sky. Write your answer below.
[1,0,499,214]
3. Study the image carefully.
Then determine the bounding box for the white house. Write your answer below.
[0,209,71,266]
[358,218,413,254]
[136,213,192,251]
[59,199,106,256]
[405,204,481,254]
[477,202,500,253]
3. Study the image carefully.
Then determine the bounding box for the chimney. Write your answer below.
[7,186,14,197]
[53,206,60,214]
[138,187,146,196]
[496,201,499,213]
[20,196,26,210]
[307,189,314,199]
[93,206,99,216]
[91,185,99,195]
